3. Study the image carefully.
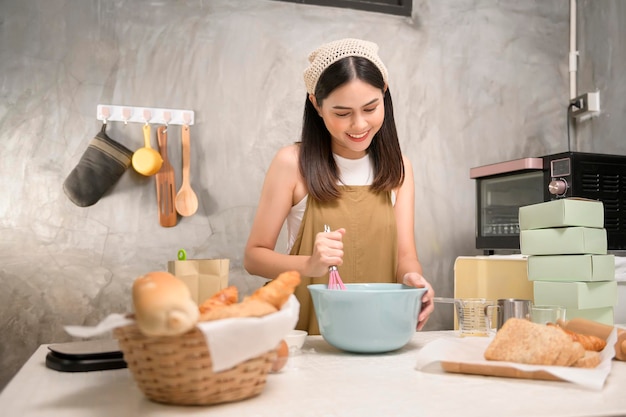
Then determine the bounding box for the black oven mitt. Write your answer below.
[63,124,133,207]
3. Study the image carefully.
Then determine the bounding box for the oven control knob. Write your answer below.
[548,179,568,195]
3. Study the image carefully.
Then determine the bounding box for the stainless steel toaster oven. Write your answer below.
[470,151,626,253]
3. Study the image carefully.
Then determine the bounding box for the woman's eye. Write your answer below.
[364,107,377,113]
[335,112,350,117]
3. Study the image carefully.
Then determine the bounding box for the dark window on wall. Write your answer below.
[275,0,412,17]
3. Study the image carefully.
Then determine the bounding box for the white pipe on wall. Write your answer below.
[569,0,578,99]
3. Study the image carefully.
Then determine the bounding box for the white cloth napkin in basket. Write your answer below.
[65,295,300,372]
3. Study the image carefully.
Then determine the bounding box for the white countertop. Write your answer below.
[2,331,626,417]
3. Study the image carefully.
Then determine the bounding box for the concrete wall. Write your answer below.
[1,0,624,389]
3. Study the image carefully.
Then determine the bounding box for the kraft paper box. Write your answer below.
[533,280,617,309]
[167,258,229,305]
[454,255,533,329]
[565,306,614,326]
[454,256,533,301]
[520,227,607,256]
[519,198,604,231]
[527,254,615,282]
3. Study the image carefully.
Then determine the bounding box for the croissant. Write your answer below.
[199,298,277,321]
[198,286,238,314]
[247,270,301,309]
[556,326,607,352]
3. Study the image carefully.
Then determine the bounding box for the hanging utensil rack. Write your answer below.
[97,104,195,126]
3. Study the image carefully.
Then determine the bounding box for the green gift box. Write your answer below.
[519,198,604,231]
[564,306,614,326]
[527,254,615,282]
[520,227,607,256]
[533,280,617,309]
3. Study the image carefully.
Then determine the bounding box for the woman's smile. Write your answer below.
[347,129,370,142]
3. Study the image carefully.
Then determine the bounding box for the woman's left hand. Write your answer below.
[402,272,435,331]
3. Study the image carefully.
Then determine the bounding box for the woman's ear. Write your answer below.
[309,94,321,115]
[383,83,388,94]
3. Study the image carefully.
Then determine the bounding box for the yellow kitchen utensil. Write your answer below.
[175,124,198,216]
[132,124,163,176]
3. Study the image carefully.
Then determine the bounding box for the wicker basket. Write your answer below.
[114,324,278,406]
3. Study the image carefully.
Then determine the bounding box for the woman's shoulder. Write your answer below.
[271,143,300,171]
[268,143,306,204]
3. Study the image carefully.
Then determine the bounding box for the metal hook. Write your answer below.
[100,106,110,124]
[122,108,131,126]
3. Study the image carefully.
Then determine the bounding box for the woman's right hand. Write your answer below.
[305,227,346,277]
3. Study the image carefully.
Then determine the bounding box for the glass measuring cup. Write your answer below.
[435,297,497,337]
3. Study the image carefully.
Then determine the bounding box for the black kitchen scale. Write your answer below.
[45,339,127,372]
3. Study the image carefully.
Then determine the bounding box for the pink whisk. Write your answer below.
[324,224,346,290]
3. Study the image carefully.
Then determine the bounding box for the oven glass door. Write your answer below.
[477,171,544,249]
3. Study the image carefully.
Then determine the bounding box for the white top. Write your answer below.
[286,154,395,251]
[3,331,626,417]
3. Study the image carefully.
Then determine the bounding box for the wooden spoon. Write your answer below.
[175,124,198,217]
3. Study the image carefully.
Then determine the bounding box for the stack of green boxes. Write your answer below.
[519,198,617,325]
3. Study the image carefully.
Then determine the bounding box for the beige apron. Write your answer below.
[289,186,398,334]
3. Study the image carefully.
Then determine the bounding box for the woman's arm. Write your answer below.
[394,155,435,330]
[243,145,342,280]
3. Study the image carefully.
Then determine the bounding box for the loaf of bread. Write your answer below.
[132,271,199,337]
[484,318,586,367]
[572,350,602,369]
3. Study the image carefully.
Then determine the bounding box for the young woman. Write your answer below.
[244,38,434,334]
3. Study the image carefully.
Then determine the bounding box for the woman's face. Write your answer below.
[312,79,385,159]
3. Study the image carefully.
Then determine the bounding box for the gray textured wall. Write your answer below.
[1,0,624,390]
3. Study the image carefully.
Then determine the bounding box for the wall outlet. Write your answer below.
[570,91,600,118]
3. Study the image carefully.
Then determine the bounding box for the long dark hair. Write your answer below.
[298,56,404,202]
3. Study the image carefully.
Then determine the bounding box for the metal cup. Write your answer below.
[496,298,532,329]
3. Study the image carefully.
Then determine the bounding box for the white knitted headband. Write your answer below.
[303,38,389,95]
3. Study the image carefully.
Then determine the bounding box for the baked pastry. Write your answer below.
[484,318,585,367]
[200,298,278,321]
[572,350,602,369]
[198,286,238,314]
[554,325,607,352]
[247,270,301,309]
[132,271,199,337]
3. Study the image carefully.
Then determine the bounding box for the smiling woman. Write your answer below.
[243,38,435,335]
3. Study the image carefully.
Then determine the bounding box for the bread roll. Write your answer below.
[132,271,199,337]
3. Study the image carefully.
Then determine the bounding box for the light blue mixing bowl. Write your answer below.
[308,283,427,353]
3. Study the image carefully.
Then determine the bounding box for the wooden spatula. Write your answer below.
[155,126,177,227]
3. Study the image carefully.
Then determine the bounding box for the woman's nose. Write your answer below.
[351,113,368,129]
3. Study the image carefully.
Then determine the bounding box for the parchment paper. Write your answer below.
[415,327,617,390]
